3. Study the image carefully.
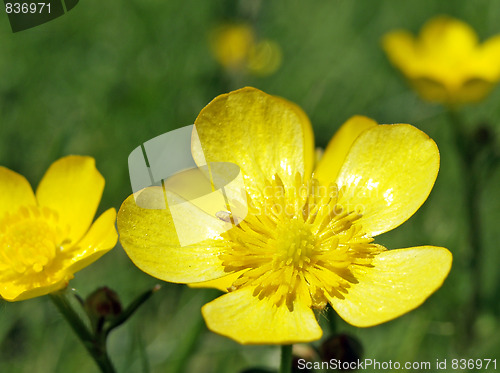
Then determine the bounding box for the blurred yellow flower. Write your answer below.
[0,156,117,302]
[383,16,500,105]
[118,87,452,344]
[210,23,282,76]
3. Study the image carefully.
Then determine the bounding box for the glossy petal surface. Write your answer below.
[314,115,377,184]
[0,167,36,217]
[202,285,322,344]
[329,246,452,327]
[36,156,104,245]
[336,124,439,236]
[65,208,118,273]
[117,189,229,283]
[0,272,71,302]
[193,87,314,200]
[188,271,244,292]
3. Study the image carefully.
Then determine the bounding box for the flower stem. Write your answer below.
[446,110,483,348]
[327,304,337,335]
[104,285,160,338]
[279,344,293,373]
[49,291,117,373]
[169,289,220,373]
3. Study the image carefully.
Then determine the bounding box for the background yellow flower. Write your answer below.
[0,156,117,301]
[118,88,452,344]
[210,23,282,76]
[383,15,500,105]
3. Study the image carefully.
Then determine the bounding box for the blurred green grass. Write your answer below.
[1,0,499,372]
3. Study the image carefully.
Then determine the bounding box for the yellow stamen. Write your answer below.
[220,173,384,310]
[0,206,66,276]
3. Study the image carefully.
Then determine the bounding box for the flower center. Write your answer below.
[220,173,383,310]
[273,219,315,269]
[0,206,66,275]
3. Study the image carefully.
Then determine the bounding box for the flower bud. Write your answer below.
[84,287,122,321]
[320,333,363,371]
[473,124,495,148]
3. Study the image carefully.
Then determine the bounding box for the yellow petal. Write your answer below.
[383,16,500,105]
[314,115,377,185]
[0,210,115,302]
[188,271,244,292]
[329,246,452,327]
[211,24,255,69]
[117,190,229,283]
[35,156,104,245]
[477,35,500,80]
[456,78,495,104]
[0,167,36,217]
[193,87,314,201]
[274,95,315,179]
[336,124,439,236]
[202,286,322,344]
[64,208,118,274]
[0,270,71,302]
[382,30,418,76]
[419,16,478,57]
[410,76,450,104]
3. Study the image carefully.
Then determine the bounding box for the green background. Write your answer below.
[1,0,499,372]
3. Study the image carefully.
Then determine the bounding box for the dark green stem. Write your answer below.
[279,344,293,373]
[327,305,337,335]
[49,292,117,373]
[446,110,483,347]
[169,311,205,373]
[169,288,220,373]
[104,285,160,338]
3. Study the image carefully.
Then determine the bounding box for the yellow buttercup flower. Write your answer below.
[118,87,452,344]
[0,156,118,302]
[211,24,254,70]
[383,16,500,105]
[210,23,282,76]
